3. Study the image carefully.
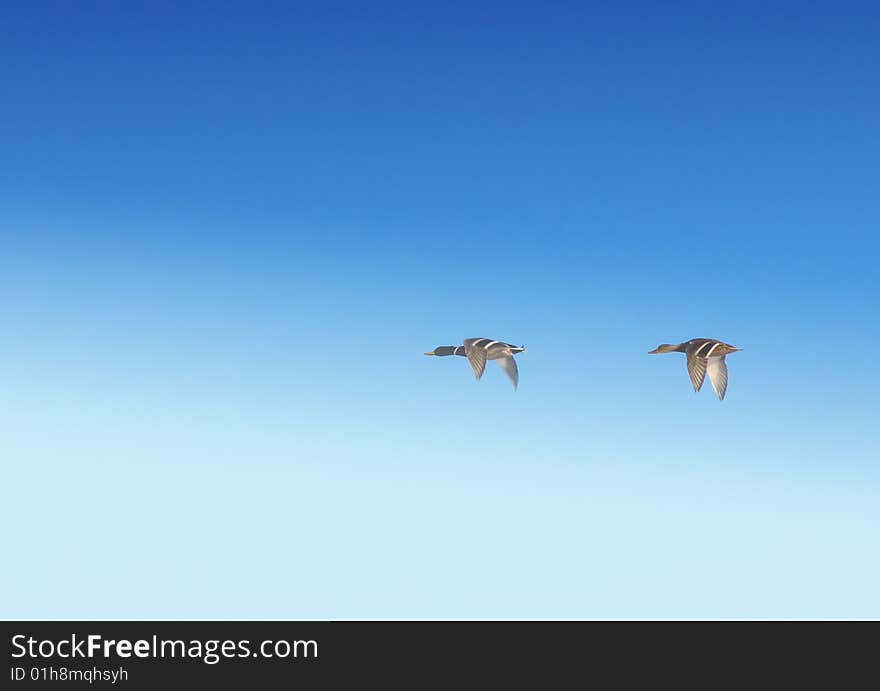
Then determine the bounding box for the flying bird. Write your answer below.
[648,338,741,400]
[425,338,526,389]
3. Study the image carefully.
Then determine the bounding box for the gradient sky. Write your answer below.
[2,1,879,619]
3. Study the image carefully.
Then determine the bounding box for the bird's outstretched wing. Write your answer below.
[463,339,488,380]
[686,352,707,392]
[495,356,519,389]
[707,356,728,400]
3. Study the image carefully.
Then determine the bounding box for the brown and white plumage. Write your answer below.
[649,338,741,400]
[424,337,526,389]
[706,356,729,400]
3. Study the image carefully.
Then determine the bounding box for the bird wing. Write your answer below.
[707,356,729,400]
[464,342,488,380]
[495,356,519,389]
[686,352,707,392]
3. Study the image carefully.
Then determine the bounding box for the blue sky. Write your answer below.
[2,1,879,618]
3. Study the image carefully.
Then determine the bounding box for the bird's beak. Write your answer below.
[424,351,436,356]
[648,347,660,354]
